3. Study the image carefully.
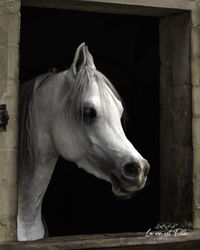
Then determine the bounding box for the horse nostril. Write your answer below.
[123,162,140,179]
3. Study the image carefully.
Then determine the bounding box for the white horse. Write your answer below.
[18,43,150,241]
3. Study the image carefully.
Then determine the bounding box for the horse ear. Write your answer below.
[85,46,96,69]
[71,43,87,75]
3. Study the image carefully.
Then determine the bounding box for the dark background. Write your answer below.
[20,7,160,236]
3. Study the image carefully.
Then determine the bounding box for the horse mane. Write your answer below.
[19,71,54,173]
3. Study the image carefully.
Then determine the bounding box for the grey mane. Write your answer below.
[19,72,54,174]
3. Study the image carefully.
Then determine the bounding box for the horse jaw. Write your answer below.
[72,81,148,196]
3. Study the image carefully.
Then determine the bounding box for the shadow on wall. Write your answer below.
[20,7,160,236]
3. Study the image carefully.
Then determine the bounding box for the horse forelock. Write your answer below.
[66,66,124,122]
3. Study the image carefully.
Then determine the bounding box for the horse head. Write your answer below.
[53,43,150,197]
[18,43,151,241]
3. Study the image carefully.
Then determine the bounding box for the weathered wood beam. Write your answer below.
[0,232,200,249]
[21,0,195,16]
[160,13,193,224]
[191,0,200,230]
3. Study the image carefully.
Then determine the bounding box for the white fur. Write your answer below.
[18,43,149,241]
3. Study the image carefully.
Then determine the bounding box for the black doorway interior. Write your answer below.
[20,7,160,236]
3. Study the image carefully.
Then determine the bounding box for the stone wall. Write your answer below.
[0,0,20,242]
[0,0,200,243]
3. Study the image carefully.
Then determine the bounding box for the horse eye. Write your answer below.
[83,106,97,122]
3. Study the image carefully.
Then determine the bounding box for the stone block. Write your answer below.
[0,81,7,101]
[0,113,18,149]
[8,114,18,148]
[0,14,8,47]
[8,13,20,47]
[7,46,19,80]
[6,0,21,14]
[192,26,200,58]
[193,147,200,178]
[192,86,200,116]
[0,215,16,242]
[192,58,200,86]
[0,47,8,81]
[5,79,19,114]
[192,117,200,146]
[191,7,200,26]
[0,147,17,241]
[191,25,200,87]
[193,181,200,209]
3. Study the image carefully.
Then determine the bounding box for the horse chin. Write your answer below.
[111,174,144,199]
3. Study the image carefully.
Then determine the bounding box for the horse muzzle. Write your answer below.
[111,160,150,196]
